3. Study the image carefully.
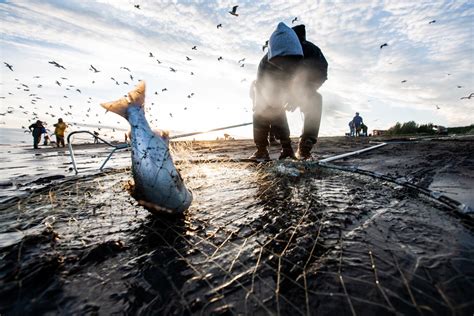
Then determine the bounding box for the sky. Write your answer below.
[0,0,473,140]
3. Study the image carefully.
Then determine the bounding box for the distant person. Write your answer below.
[93,131,100,144]
[348,120,355,137]
[28,120,44,149]
[53,118,67,147]
[360,123,368,136]
[250,22,328,160]
[268,126,279,145]
[352,112,363,136]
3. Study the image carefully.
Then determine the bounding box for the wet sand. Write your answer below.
[0,135,473,315]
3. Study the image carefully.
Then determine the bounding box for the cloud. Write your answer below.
[0,0,472,138]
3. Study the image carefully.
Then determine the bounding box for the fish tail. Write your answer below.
[101,81,146,118]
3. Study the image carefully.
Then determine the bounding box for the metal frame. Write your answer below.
[66,122,252,174]
[67,131,130,174]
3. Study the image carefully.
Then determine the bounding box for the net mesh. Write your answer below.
[0,155,473,315]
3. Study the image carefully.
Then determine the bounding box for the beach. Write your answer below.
[0,135,473,315]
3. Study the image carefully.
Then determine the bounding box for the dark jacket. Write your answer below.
[29,122,44,137]
[257,25,327,90]
[292,25,328,86]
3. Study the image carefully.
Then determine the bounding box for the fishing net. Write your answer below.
[1,156,472,315]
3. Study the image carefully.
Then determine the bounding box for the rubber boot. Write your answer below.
[249,146,270,161]
[279,140,296,160]
[297,138,314,160]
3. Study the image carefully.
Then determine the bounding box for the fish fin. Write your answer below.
[100,81,146,118]
[153,129,169,146]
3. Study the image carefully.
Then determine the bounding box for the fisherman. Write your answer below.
[352,112,363,136]
[348,120,355,137]
[53,118,67,147]
[28,120,44,149]
[250,22,328,160]
[360,122,368,136]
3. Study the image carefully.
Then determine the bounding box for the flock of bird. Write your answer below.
[0,5,472,136]
[377,18,472,110]
[0,4,258,138]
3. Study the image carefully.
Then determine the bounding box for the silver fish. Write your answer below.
[101,81,192,214]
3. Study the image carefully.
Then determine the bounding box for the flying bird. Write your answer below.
[149,52,154,57]
[120,66,131,72]
[435,105,440,109]
[292,17,298,24]
[162,88,168,92]
[460,93,474,100]
[380,43,388,49]
[49,61,66,69]
[428,20,436,24]
[218,56,223,61]
[90,65,100,73]
[4,62,13,71]
[262,40,269,51]
[186,56,192,61]
[192,46,197,50]
[55,80,61,86]
[401,80,407,83]
[457,85,462,88]
[169,67,176,72]
[238,58,246,63]
[134,4,140,9]
[229,5,238,16]
[217,23,222,29]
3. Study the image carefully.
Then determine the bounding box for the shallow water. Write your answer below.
[1,162,472,315]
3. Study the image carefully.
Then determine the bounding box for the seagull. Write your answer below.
[192,46,197,50]
[120,66,131,72]
[401,80,407,83]
[169,67,176,72]
[262,40,269,51]
[134,4,140,9]
[217,23,222,29]
[292,17,298,24]
[460,93,474,100]
[76,88,81,93]
[428,20,436,24]
[55,80,61,86]
[186,56,192,61]
[457,85,462,88]
[435,105,440,109]
[130,74,134,81]
[49,61,66,69]
[149,52,154,57]
[238,58,245,63]
[229,5,238,16]
[240,64,245,68]
[380,43,388,49]
[218,56,223,61]
[4,62,13,71]
[162,88,168,92]
[90,65,100,73]
[190,72,194,75]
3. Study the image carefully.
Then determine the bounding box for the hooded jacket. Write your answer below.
[257,24,327,91]
[292,25,328,86]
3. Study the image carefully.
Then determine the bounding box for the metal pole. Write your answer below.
[169,122,252,139]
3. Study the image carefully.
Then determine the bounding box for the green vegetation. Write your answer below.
[386,121,474,136]
[447,124,474,135]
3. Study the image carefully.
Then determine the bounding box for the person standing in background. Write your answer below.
[54,118,67,147]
